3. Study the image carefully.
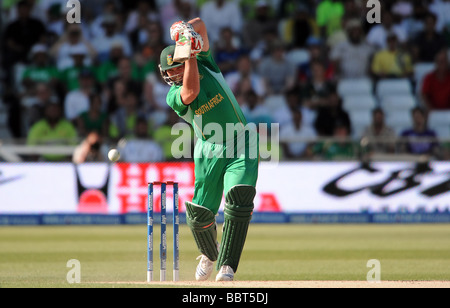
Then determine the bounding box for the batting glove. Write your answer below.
[176,29,203,58]
[189,30,204,57]
[170,21,194,41]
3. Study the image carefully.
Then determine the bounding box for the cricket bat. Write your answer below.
[173,31,191,63]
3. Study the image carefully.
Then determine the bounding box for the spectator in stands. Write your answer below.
[72,131,107,164]
[327,0,368,49]
[91,13,133,62]
[297,37,334,85]
[95,43,126,85]
[249,27,278,64]
[178,0,198,21]
[64,69,97,123]
[109,90,146,140]
[278,3,317,49]
[400,107,440,157]
[154,110,193,161]
[421,49,450,110]
[390,1,415,34]
[225,54,266,98]
[330,19,375,79]
[239,0,274,20]
[124,0,159,35]
[131,20,165,66]
[140,21,166,67]
[239,90,272,127]
[59,44,95,92]
[143,71,171,128]
[316,0,344,39]
[120,117,164,163]
[325,15,347,50]
[50,23,97,70]
[214,27,244,76]
[1,0,46,86]
[361,107,397,154]
[314,89,351,137]
[45,3,66,37]
[258,40,296,95]
[343,0,364,20]
[129,13,151,50]
[280,109,317,160]
[106,57,143,108]
[89,0,122,39]
[105,78,127,115]
[21,44,60,96]
[367,10,408,49]
[411,13,446,63]
[199,0,243,46]
[232,77,254,105]
[283,87,316,128]
[314,120,355,160]
[276,0,306,19]
[21,82,59,134]
[242,0,278,50]
[299,61,336,111]
[27,101,78,162]
[76,94,109,139]
[371,33,413,80]
[396,0,430,41]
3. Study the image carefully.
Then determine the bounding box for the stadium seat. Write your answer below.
[428,110,450,138]
[385,110,413,135]
[348,110,372,125]
[286,48,310,66]
[376,79,413,99]
[380,94,417,111]
[414,62,434,94]
[428,110,450,125]
[348,110,372,138]
[432,126,450,139]
[337,78,373,97]
[342,94,377,112]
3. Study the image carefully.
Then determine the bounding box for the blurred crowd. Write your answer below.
[1,0,450,162]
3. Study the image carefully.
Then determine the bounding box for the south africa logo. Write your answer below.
[167,55,174,66]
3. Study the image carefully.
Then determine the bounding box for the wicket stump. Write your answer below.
[147,181,179,282]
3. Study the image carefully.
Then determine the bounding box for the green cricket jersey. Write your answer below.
[22,66,59,83]
[166,50,248,142]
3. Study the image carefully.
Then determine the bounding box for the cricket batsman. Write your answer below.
[159,17,259,281]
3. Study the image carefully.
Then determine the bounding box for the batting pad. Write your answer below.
[185,201,218,261]
[217,185,256,272]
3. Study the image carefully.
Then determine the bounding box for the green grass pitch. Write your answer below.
[1,224,450,287]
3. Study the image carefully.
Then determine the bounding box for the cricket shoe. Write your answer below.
[215,265,234,281]
[195,255,214,281]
